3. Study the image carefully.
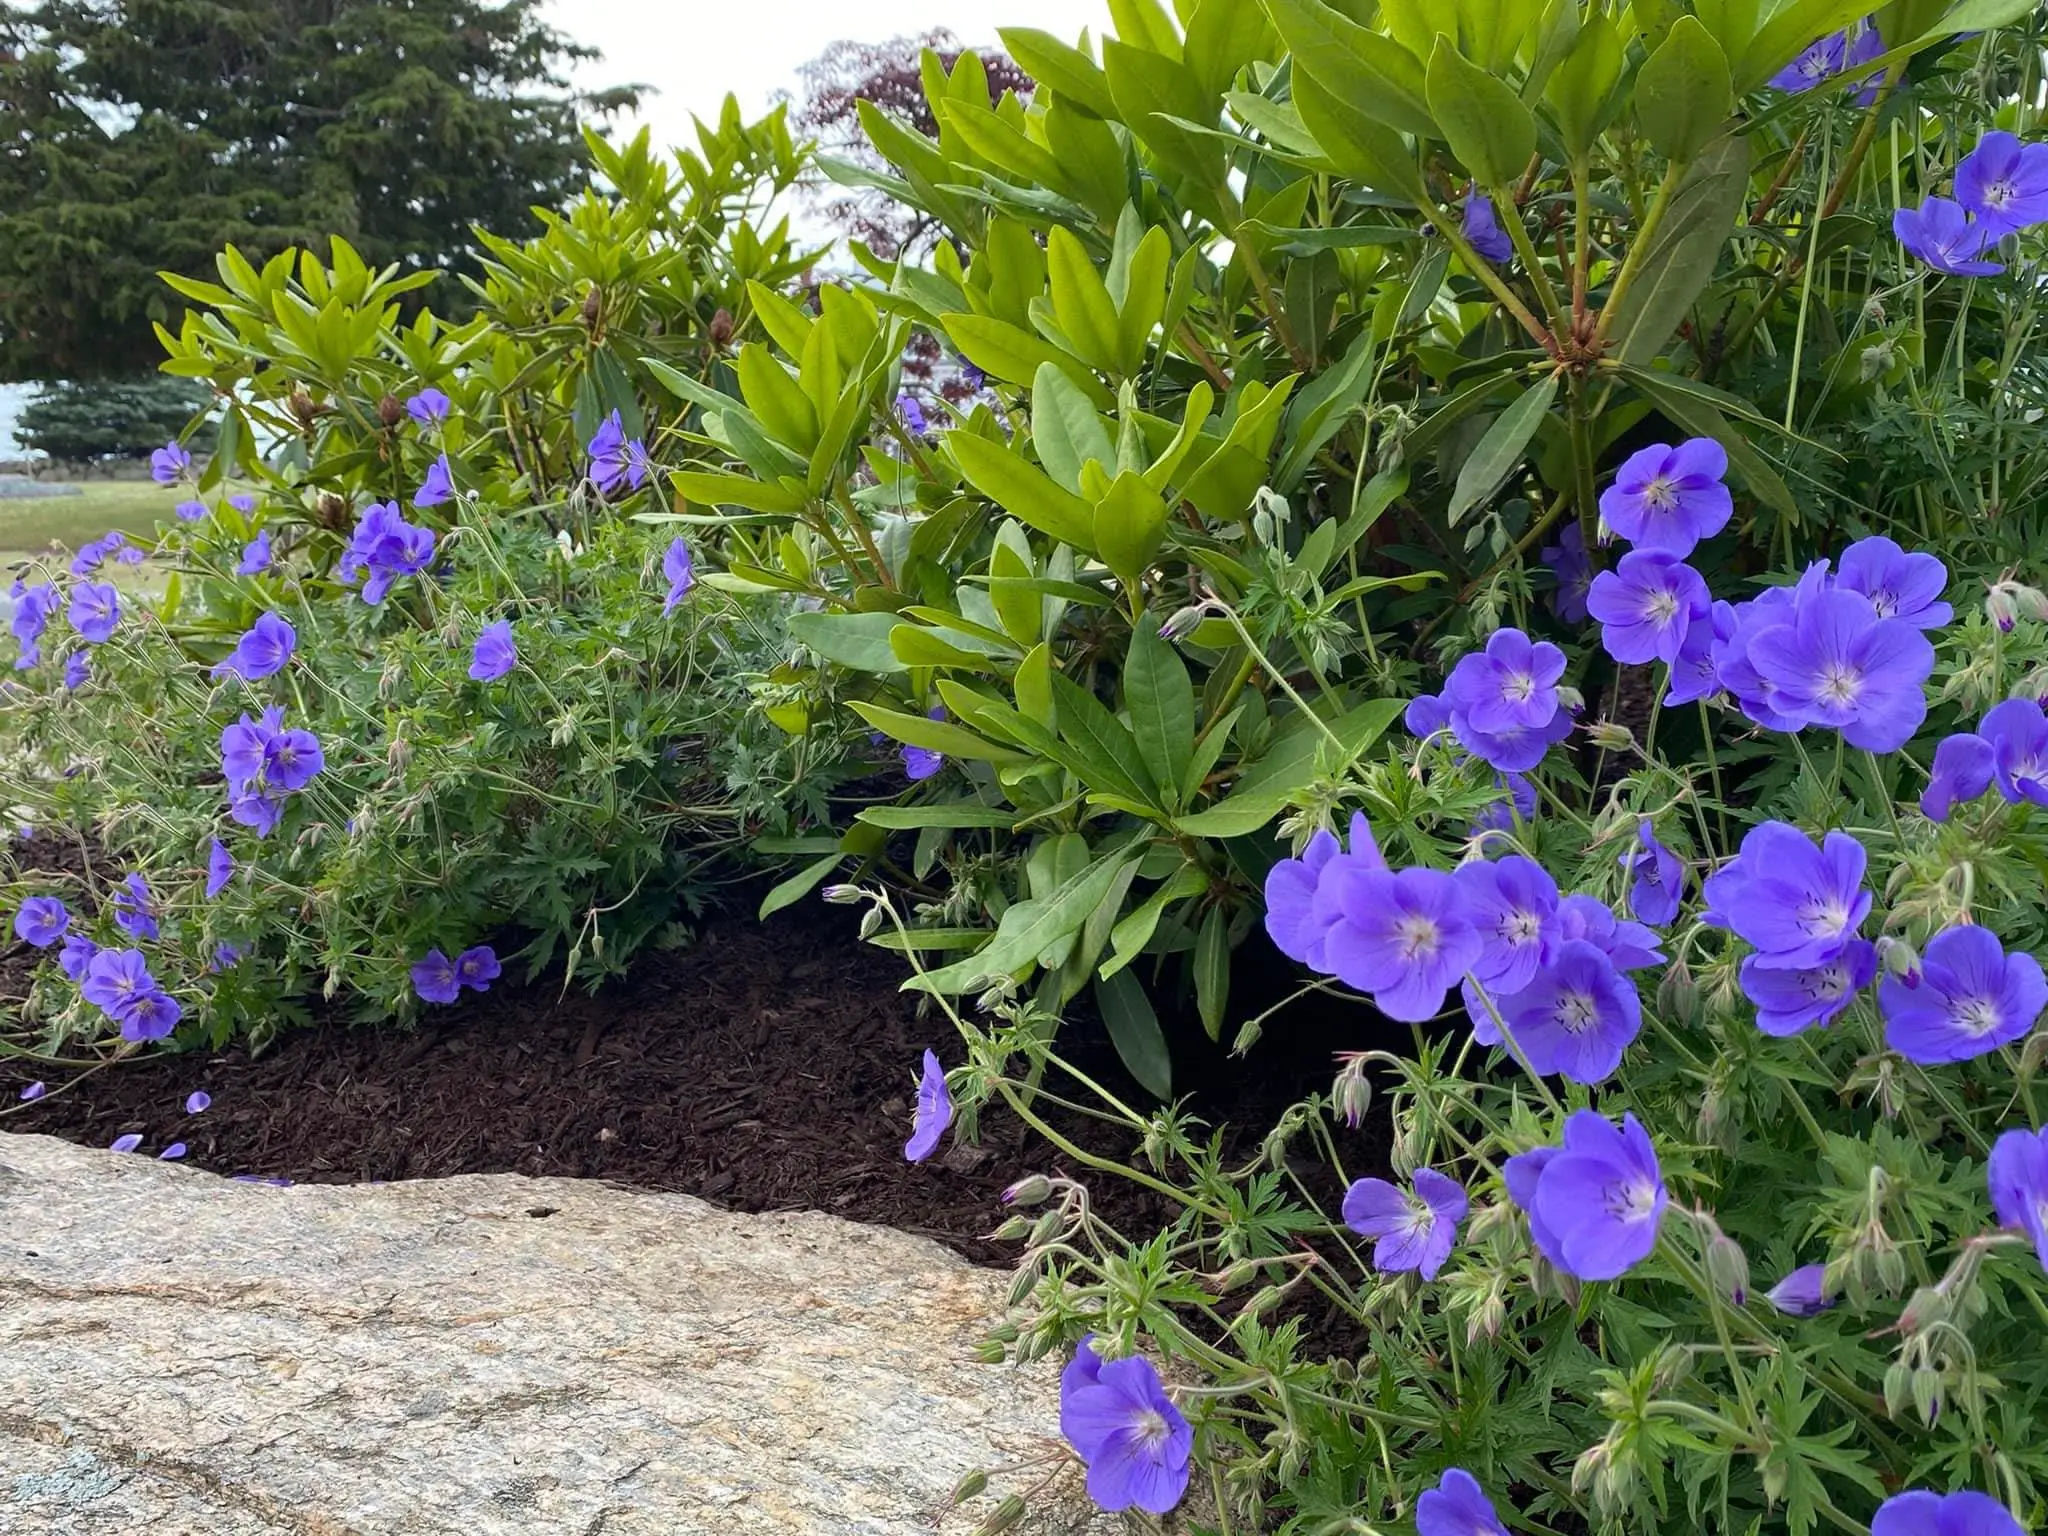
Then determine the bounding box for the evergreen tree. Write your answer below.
[0,0,635,380]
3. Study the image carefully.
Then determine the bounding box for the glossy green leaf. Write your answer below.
[848,701,1036,764]
[857,804,1020,829]
[1607,133,1751,366]
[1637,18,1734,164]
[1046,226,1125,376]
[1264,0,1436,139]
[997,28,1120,120]
[1448,373,1559,524]
[1544,13,1624,160]
[950,432,1099,549]
[1425,37,1536,190]
[1104,863,1209,978]
[1030,363,1115,493]
[1194,905,1229,1040]
[1094,970,1173,1098]
[786,610,908,673]
[1125,616,1196,805]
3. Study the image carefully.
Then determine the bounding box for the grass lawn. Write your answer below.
[0,480,188,556]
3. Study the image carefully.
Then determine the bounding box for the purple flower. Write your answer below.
[662,537,695,613]
[63,652,91,690]
[211,612,296,682]
[1541,523,1592,622]
[67,582,119,644]
[1922,732,1995,821]
[1266,813,1383,970]
[1588,550,1710,665]
[1321,866,1481,1022]
[1980,697,2048,807]
[186,1090,211,1114]
[211,943,244,971]
[110,1133,144,1153]
[20,1081,46,1101]
[455,945,500,991]
[1701,822,1869,969]
[1470,771,1538,834]
[1872,1491,2025,1536]
[407,388,452,425]
[1502,939,1642,1083]
[115,545,144,565]
[220,706,281,792]
[1058,1339,1192,1514]
[588,410,651,495]
[1503,1144,1566,1266]
[1742,939,1876,1036]
[904,1048,952,1162]
[228,494,256,514]
[1895,198,2004,277]
[415,453,455,508]
[1406,692,1451,739]
[1765,1263,1835,1317]
[1444,629,1566,736]
[1341,1167,1469,1279]
[174,499,207,522]
[1836,536,1951,629]
[1663,604,1724,705]
[1988,1125,2048,1272]
[113,872,158,941]
[10,580,57,667]
[1622,819,1683,926]
[1553,892,1665,972]
[896,393,929,435]
[13,895,69,947]
[339,501,435,605]
[1842,18,1885,104]
[1771,29,1846,91]
[469,620,516,682]
[957,359,986,390]
[1416,1469,1511,1536]
[150,440,192,484]
[58,933,97,982]
[1956,130,2048,238]
[236,530,273,575]
[263,726,323,793]
[1880,924,2046,1065]
[228,793,282,837]
[1462,190,1514,264]
[901,705,948,782]
[80,946,156,1018]
[120,988,183,1041]
[1749,585,1934,751]
[71,531,123,575]
[1599,439,1732,556]
[412,949,460,1004]
[205,839,235,899]
[1456,854,1558,997]
[1526,1110,1667,1280]
[159,1143,187,1160]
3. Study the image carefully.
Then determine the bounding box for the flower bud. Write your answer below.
[2015,584,2048,624]
[1705,1228,1751,1308]
[970,1494,1028,1536]
[316,492,349,530]
[1004,1266,1037,1309]
[1911,1366,1944,1426]
[1883,1360,1914,1418]
[1877,935,1921,988]
[581,285,603,326]
[708,307,735,348]
[857,905,882,940]
[1160,601,1211,643]
[289,388,318,425]
[1002,1175,1053,1207]
[1898,1284,1948,1334]
[1988,584,2021,632]
[821,883,861,905]
[1586,719,1636,751]
[1026,1209,1064,1248]
[951,1470,989,1505]
[1658,957,1697,1024]
[1331,1055,1372,1129]
[377,393,403,427]
[990,1216,1030,1241]
[1466,1283,1506,1345]
[1556,685,1586,716]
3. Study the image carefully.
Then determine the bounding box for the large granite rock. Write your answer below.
[0,1133,1125,1535]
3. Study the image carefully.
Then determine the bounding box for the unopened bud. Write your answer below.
[1586,720,1636,750]
[1002,1175,1052,1207]
[2021,1032,2048,1076]
[857,905,882,940]
[1877,935,1921,988]
[581,285,603,325]
[316,492,349,530]
[1883,1360,1914,1418]
[990,1216,1030,1241]
[289,388,318,424]
[1988,584,2022,632]
[1658,958,1697,1023]
[1911,1366,1944,1426]
[1466,1284,1506,1345]
[2015,585,2048,624]
[1331,1054,1372,1129]
[1005,1266,1037,1308]
[1160,602,1210,643]
[971,1494,1028,1535]
[1556,685,1586,715]
[1899,1284,1948,1334]
[708,307,735,347]
[1705,1228,1751,1308]
[952,1469,989,1505]
[973,1337,1007,1363]
[1859,339,1896,383]
[377,393,403,427]
[1025,1209,1063,1248]
[821,883,862,905]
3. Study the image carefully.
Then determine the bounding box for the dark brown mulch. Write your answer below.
[1,897,1394,1273]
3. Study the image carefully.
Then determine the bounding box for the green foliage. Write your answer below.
[16,377,215,463]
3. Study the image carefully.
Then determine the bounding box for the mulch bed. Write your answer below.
[1,895,1393,1270]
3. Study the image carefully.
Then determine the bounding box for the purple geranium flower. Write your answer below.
[662,537,695,613]
[110,1133,144,1153]
[80,946,156,1017]
[150,440,192,484]
[1771,29,1846,91]
[896,393,929,435]
[14,895,69,947]
[228,494,256,514]
[1503,1143,1566,1266]
[1747,587,1934,751]
[455,945,500,991]
[339,501,435,605]
[1268,812,1383,972]
[205,839,235,899]
[1503,939,1642,1083]
[1469,771,1539,834]
[263,726,323,793]
[1058,1339,1192,1514]
[1552,891,1665,972]
[904,1048,952,1162]
[1541,522,1592,622]
[1895,198,2004,277]
[1417,1469,1511,1536]
[1321,865,1481,1021]
[67,582,119,644]
[1988,1125,2048,1272]
[412,949,460,1004]
[588,410,651,495]
[221,707,282,792]
[1588,550,1711,664]
[10,580,57,668]
[407,388,452,425]
[1622,819,1683,926]
[211,943,244,971]
[469,620,516,682]
[1880,924,2046,1065]
[1842,18,1885,104]
[174,499,207,522]
[1599,439,1732,556]
[1766,1262,1835,1317]
[112,872,158,941]
[1956,130,2048,238]
[59,933,97,981]
[236,530,273,575]
[1701,822,1870,969]
[1742,939,1876,1036]
[186,1090,212,1114]
[212,612,296,682]
[1923,732,1995,821]
[1872,1491,2024,1536]
[1836,536,1951,629]
[1341,1167,1469,1279]
[228,792,282,837]
[1981,697,2048,806]
[1444,628,1566,735]
[1456,854,1558,997]
[1463,189,1514,264]
[62,652,90,690]
[1527,1109,1667,1280]
[120,987,183,1042]
[415,453,455,508]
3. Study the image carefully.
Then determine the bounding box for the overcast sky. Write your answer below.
[545,0,1111,151]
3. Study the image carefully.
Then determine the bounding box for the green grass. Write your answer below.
[0,479,188,555]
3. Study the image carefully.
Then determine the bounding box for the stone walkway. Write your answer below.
[0,1134,1124,1534]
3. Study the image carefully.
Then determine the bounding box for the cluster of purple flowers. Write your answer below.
[339,502,435,605]
[410,945,502,1004]
[70,530,143,575]
[219,706,324,835]
[80,946,183,1041]
[10,580,58,669]
[1058,1336,1192,1513]
[1409,628,1574,775]
[1897,131,2048,276]
[588,410,652,496]
[1922,696,2048,821]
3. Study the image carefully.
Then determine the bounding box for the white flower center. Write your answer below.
[1395,915,1441,961]
[1133,1409,1172,1448]
[1867,589,1898,618]
[1502,672,1535,703]
[1607,1176,1658,1222]
[1818,663,1863,708]
[1642,476,1678,511]
[1986,179,2016,210]
[1646,590,1681,626]
[1552,989,1599,1035]
[1798,897,1851,940]
[1953,996,2003,1037]
[1506,912,1543,945]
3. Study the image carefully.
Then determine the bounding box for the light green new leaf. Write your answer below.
[1093,469,1171,595]
[1124,616,1196,805]
[1545,13,1624,160]
[1425,37,1536,191]
[950,431,1099,549]
[1047,227,1125,376]
[1637,18,1734,164]
[997,28,1121,120]
[941,313,1112,407]
[1031,363,1115,493]
[1264,0,1437,139]
[1448,373,1559,524]
[857,804,1020,830]
[786,610,908,673]
[848,701,1036,764]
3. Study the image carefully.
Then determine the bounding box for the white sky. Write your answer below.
[546,0,1112,151]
